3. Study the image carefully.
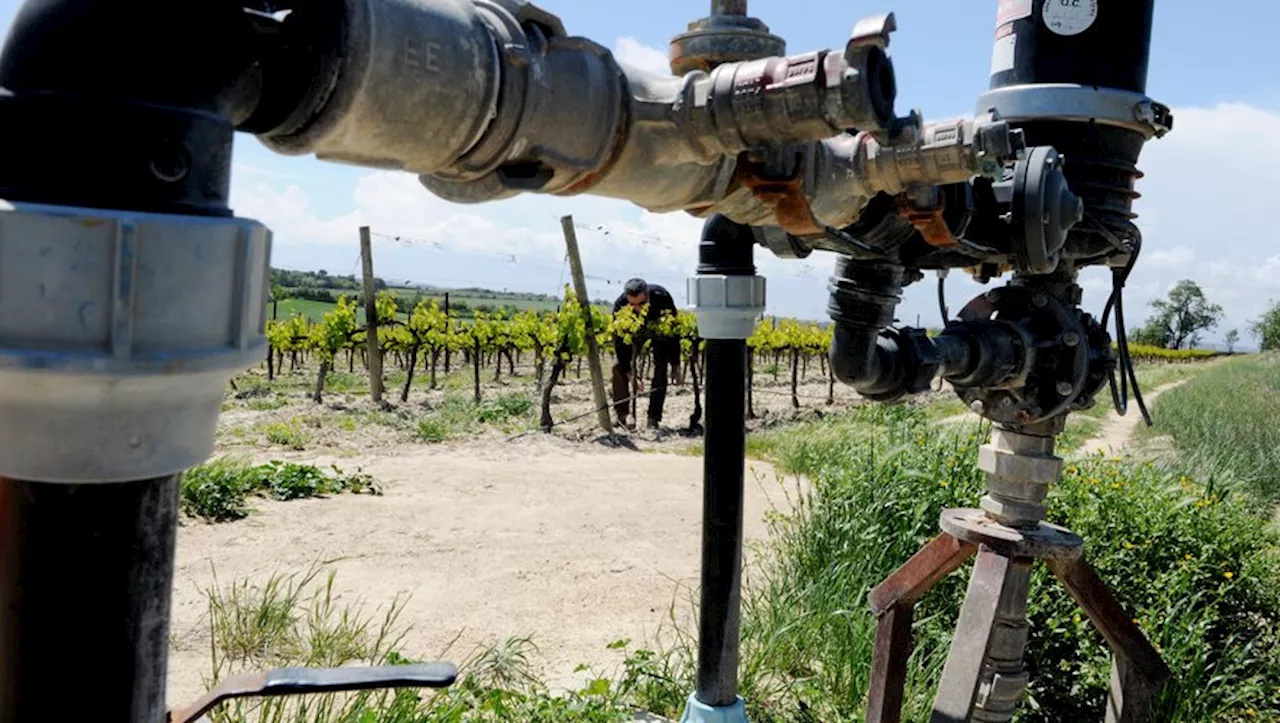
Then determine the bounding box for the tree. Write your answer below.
[1251,300,1280,351]
[1225,328,1240,354]
[1140,280,1223,349]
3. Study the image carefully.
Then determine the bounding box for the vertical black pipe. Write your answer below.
[694,215,755,707]
[696,339,749,706]
[0,476,180,722]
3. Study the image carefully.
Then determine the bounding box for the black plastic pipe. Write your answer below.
[0,476,180,722]
[694,215,754,707]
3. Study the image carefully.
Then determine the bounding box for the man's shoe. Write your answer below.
[646,418,661,431]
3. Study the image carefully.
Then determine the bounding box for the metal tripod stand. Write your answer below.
[864,418,1172,723]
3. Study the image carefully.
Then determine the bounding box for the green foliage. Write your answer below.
[1140,279,1224,350]
[263,419,311,450]
[181,458,382,523]
[1125,343,1221,363]
[413,393,535,443]
[1251,300,1280,351]
[1225,328,1240,353]
[628,406,1280,722]
[310,296,360,361]
[1141,354,1280,508]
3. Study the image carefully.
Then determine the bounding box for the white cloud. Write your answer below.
[230,61,1280,343]
[613,36,672,76]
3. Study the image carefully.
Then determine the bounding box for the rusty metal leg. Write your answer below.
[866,605,914,723]
[866,534,976,723]
[930,547,1013,723]
[1047,557,1172,723]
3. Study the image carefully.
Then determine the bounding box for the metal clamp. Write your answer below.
[975,84,1173,139]
[687,274,766,340]
[0,201,270,482]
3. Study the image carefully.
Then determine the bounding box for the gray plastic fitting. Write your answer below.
[688,275,766,340]
[0,201,270,483]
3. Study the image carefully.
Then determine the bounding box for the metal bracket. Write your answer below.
[168,663,458,723]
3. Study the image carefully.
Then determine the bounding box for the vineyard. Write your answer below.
[263,287,844,431]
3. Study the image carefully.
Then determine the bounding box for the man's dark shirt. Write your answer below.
[612,284,677,322]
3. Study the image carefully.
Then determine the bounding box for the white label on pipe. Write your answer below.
[991,33,1017,75]
[1042,0,1099,36]
[997,0,1033,27]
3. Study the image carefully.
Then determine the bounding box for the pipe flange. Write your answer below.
[953,285,1090,427]
[0,201,270,482]
[688,274,766,340]
[975,84,1173,140]
[939,508,1083,561]
[669,3,785,76]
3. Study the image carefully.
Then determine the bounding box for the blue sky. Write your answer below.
[2,1,1277,344]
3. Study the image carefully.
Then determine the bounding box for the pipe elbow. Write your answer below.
[829,323,881,388]
[0,0,261,117]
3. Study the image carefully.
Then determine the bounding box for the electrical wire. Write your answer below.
[937,274,950,326]
[1095,220,1152,426]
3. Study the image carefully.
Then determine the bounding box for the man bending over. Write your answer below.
[611,277,679,430]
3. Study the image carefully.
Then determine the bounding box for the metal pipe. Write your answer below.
[0,476,179,722]
[696,338,750,706]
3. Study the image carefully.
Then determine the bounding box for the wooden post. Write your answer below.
[560,215,613,434]
[443,293,451,373]
[359,226,384,402]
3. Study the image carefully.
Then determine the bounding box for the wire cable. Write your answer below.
[1096,222,1152,426]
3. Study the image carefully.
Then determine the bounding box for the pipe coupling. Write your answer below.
[0,201,270,482]
[688,275,766,340]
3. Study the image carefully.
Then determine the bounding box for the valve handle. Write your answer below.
[168,662,458,723]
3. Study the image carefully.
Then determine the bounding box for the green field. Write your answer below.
[1140,353,1280,509]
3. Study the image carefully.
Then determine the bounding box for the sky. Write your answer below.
[2,1,1278,345]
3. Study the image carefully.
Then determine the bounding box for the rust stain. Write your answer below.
[737,154,826,238]
[895,193,958,247]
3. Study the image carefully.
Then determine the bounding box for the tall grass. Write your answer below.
[630,405,1280,721]
[1139,354,1280,509]
[198,566,644,722]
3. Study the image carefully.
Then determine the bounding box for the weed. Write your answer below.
[476,393,533,424]
[416,417,450,443]
[181,457,256,522]
[180,459,382,522]
[264,419,310,450]
[247,397,288,412]
[201,568,636,722]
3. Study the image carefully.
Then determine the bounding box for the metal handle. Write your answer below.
[168,662,458,723]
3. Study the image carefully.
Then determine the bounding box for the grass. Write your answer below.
[199,566,643,722]
[414,393,535,443]
[181,458,382,522]
[263,419,312,450]
[630,404,1280,721]
[1139,354,1280,510]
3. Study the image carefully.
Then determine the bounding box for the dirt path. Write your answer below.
[1073,380,1188,459]
[167,437,798,706]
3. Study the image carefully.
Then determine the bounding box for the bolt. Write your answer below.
[1062,332,1081,347]
[1056,381,1075,396]
[1032,293,1049,308]
[970,400,986,415]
